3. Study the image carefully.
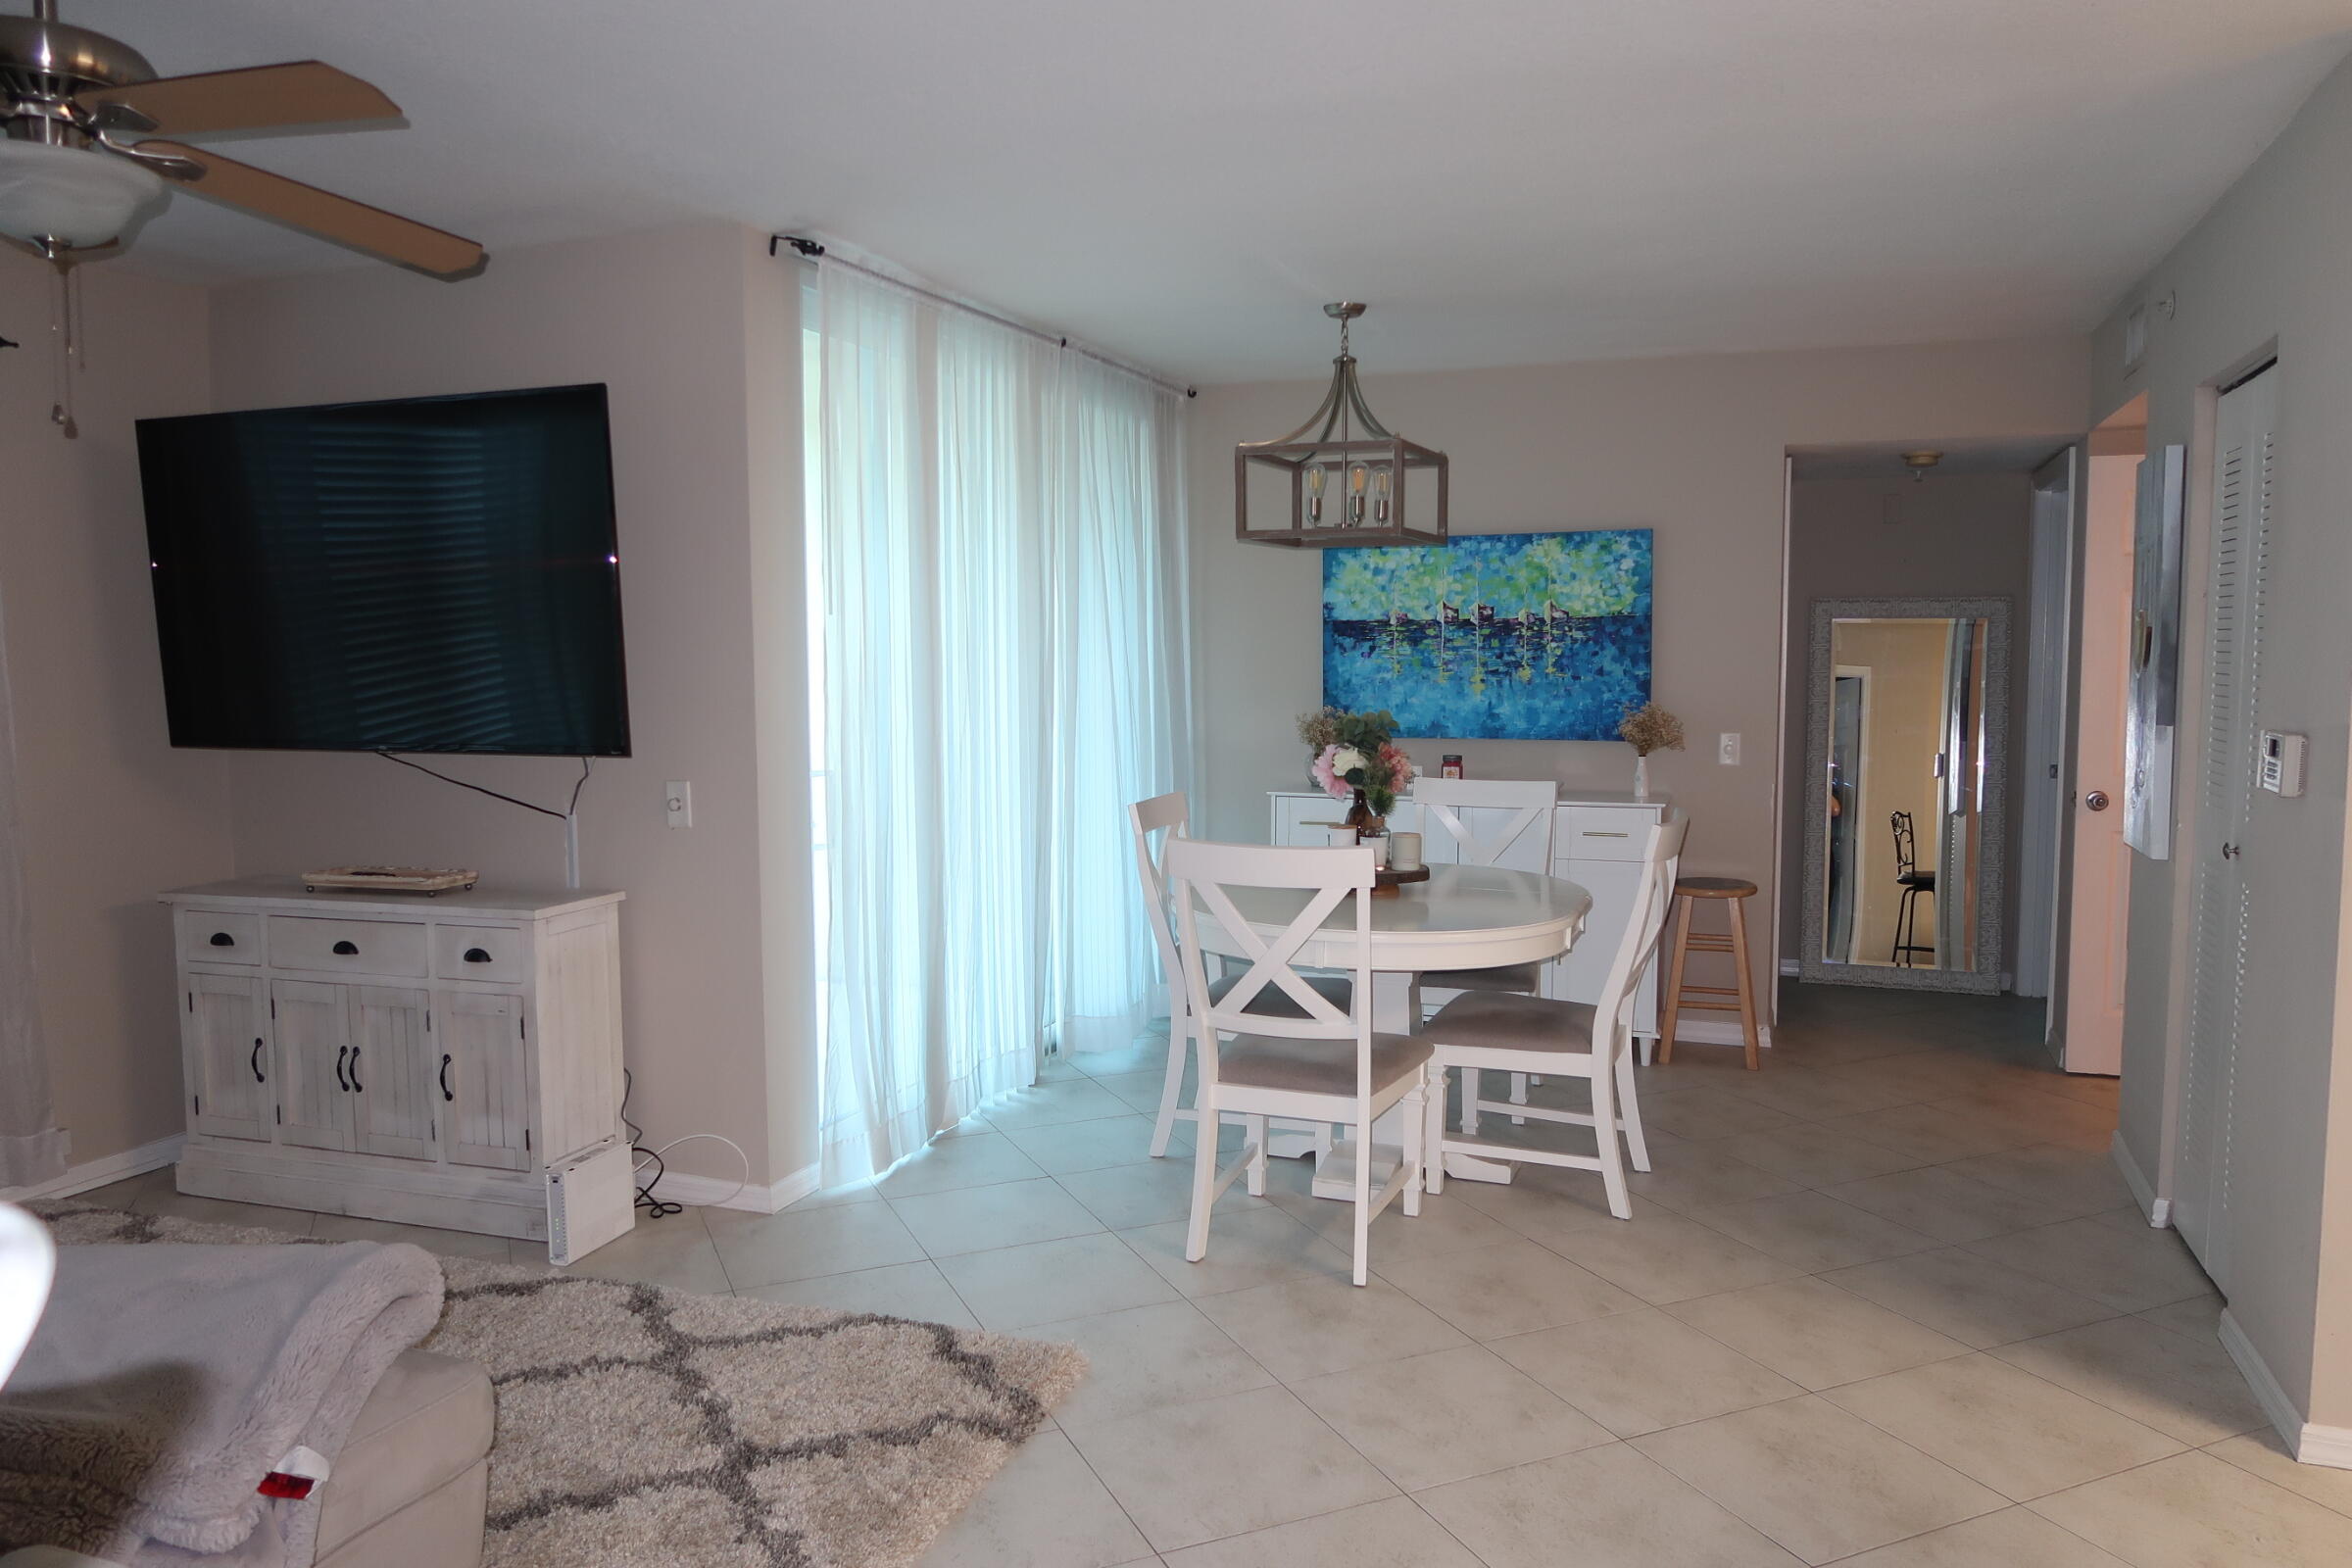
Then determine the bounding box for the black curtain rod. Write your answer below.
[771,233,1195,399]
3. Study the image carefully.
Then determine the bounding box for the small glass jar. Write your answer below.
[1441,755,1465,779]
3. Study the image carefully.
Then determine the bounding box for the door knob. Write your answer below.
[2084,790,2111,811]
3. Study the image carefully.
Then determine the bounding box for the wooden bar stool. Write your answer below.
[1658,876,1761,1070]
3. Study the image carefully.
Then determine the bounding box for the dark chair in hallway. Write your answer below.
[1889,809,1936,966]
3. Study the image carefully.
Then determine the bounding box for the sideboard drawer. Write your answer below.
[435,924,526,983]
[175,908,262,965]
[1554,806,1659,861]
[269,915,428,977]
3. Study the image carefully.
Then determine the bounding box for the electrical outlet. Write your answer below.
[1718,733,1741,765]
[664,781,692,828]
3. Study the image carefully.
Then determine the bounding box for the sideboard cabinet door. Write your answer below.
[438,989,533,1172]
[182,972,270,1143]
[1550,858,1641,1006]
[274,979,353,1152]
[349,985,435,1161]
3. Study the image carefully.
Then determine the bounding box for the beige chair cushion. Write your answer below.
[1426,991,1599,1054]
[313,1456,486,1568]
[1418,961,1544,995]
[1218,1031,1433,1096]
[1208,971,1353,1017]
[313,1349,493,1561]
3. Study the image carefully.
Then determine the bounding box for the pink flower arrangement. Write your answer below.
[1310,744,1353,799]
[1379,741,1418,795]
[1302,710,1416,817]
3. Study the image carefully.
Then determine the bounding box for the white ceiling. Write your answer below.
[61,0,2352,383]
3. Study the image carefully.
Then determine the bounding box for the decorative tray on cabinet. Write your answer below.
[301,865,481,895]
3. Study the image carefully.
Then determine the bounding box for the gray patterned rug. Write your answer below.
[33,1203,1085,1568]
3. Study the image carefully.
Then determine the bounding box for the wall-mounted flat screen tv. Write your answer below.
[137,383,629,757]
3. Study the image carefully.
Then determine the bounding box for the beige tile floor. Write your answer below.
[77,983,2352,1566]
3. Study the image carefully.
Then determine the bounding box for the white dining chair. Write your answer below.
[1129,793,1353,1158]
[1167,836,1429,1286]
[1412,777,1559,1115]
[1423,809,1688,1219]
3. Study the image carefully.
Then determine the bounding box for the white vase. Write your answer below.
[1633,754,1650,800]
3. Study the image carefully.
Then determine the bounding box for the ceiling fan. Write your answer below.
[0,0,483,277]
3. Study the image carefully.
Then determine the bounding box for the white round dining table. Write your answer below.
[1191,863,1593,1196]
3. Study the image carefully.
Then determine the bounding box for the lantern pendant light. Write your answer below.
[1235,302,1448,547]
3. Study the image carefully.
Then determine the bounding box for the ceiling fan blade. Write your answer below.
[80,63,400,138]
[141,140,482,278]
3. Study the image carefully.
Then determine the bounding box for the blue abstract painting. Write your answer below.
[1322,530,1652,740]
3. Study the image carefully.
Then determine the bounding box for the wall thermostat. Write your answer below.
[2259,730,2307,797]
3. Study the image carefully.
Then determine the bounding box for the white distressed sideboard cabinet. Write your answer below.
[1270,787,1672,1054]
[160,877,628,1244]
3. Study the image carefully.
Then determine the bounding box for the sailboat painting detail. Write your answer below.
[1322,529,1652,740]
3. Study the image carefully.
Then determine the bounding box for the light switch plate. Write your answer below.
[664,781,692,828]
[1718,732,1741,765]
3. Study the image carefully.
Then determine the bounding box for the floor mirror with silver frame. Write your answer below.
[1799,596,2009,993]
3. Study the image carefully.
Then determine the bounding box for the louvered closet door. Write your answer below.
[2175,365,2276,1282]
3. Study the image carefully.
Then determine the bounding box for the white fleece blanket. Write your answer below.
[0,1239,443,1567]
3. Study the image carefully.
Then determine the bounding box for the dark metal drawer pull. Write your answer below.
[251,1038,265,1083]
[464,947,493,963]
[440,1054,454,1102]
[210,932,237,947]
[335,1046,350,1091]
[349,1047,362,1091]
[331,940,359,956]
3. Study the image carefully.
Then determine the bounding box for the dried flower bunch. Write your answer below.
[1617,701,1686,757]
[1298,706,1417,816]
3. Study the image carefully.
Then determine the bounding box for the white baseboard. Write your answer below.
[2217,1309,2352,1469]
[2110,1131,2171,1227]
[1668,1018,1774,1051]
[2213,1308,2352,1470]
[2300,1422,2352,1470]
[645,1160,817,1215]
[1,1134,183,1204]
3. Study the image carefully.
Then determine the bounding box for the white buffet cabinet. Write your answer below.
[1270,788,1670,1052]
[160,877,629,1245]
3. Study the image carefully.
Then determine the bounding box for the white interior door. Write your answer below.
[2061,454,2140,1074]
[2016,450,2077,1003]
[2174,363,2276,1281]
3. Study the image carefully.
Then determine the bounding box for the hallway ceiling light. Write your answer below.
[1901,449,1943,483]
[1235,302,1448,548]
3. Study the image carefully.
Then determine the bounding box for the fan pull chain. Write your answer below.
[49,263,78,440]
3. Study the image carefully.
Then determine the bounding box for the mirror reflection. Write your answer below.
[1820,615,1989,971]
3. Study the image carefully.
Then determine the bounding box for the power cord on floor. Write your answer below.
[621,1068,752,1216]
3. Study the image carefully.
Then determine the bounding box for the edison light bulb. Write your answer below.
[1348,464,1368,522]
[1305,462,1327,523]
[1373,466,1392,524]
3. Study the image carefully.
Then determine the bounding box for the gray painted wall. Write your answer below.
[2091,50,2352,1432]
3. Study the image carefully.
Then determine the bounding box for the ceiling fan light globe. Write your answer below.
[0,139,168,251]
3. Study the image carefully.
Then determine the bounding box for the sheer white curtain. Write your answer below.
[813,260,1190,1184]
[0,594,64,1190]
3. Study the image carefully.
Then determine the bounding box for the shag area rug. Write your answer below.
[32,1203,1086,1568]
